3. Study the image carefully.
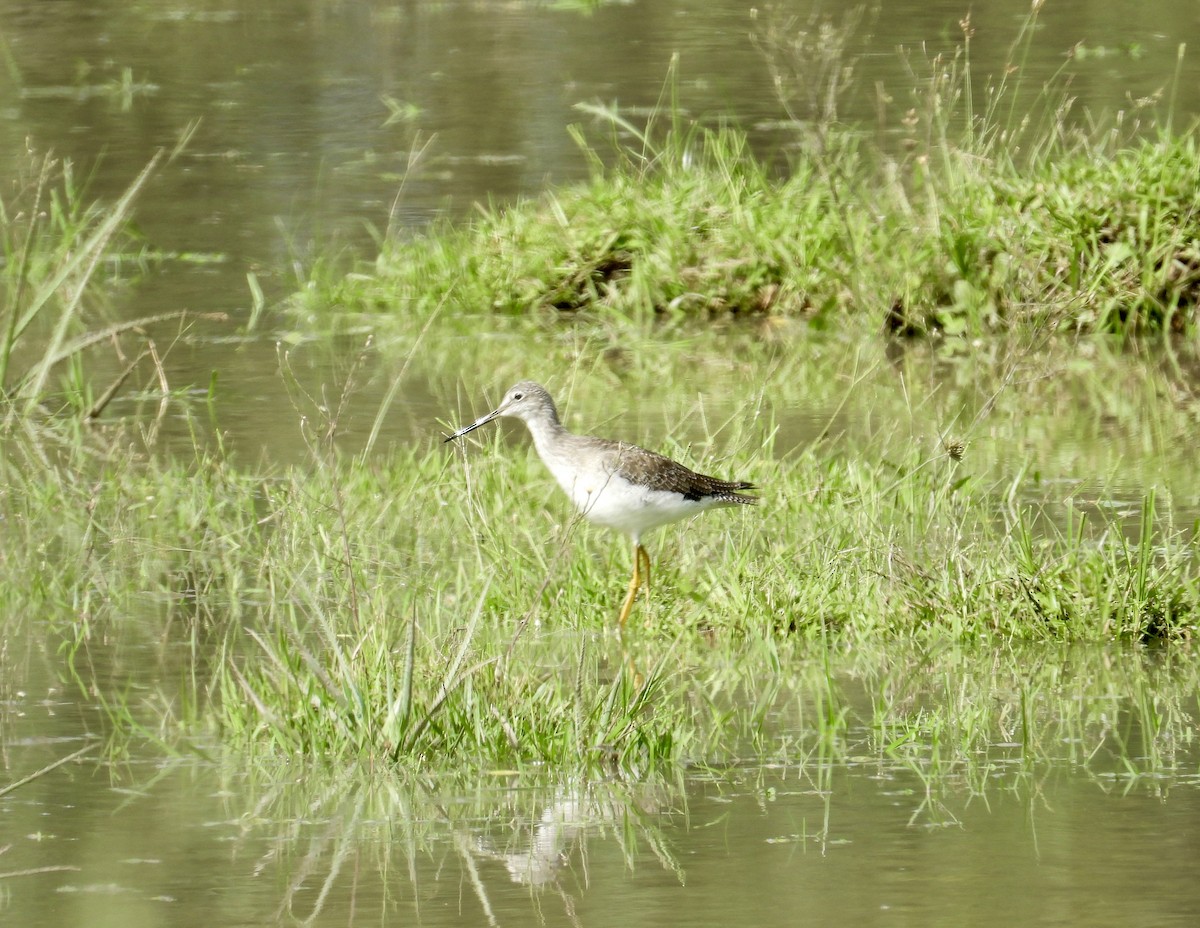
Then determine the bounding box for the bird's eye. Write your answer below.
[513,392,523,400]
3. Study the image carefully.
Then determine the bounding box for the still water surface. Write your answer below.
[4,2,1200,925]
[3,0,1200,458]
[4,641,1200,927]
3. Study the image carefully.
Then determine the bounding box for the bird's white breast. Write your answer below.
[538,443,710,541]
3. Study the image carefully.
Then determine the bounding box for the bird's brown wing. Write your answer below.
[609,441,757,504]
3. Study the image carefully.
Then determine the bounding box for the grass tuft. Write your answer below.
[290,13,1200,337]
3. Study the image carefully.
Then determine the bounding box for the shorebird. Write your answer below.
[444,381,758,630]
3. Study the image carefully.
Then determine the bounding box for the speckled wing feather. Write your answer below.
[609,441,758,504]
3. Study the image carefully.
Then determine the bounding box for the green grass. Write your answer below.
[0,136,205,425]
[7,265,1200,774]
[107,634,1192,923]
[4,14,1200,780]
[290,10,1200,337]
[357,122,1198,335]
[4,336,1197,772]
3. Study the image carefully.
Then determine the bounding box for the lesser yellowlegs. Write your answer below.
[444,381,758,630]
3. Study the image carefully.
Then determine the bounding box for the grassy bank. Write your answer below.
[5,182,1200,771]
[4,344,1197,771]
[302,128,1200,336]
[4,16,1200,776]
[294,23,1200,336]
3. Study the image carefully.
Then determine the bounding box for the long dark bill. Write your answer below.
[443,407,502,443]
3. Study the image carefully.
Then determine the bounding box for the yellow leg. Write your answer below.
[638,544,651,594]
[622,643,644,691]
[617,543,648,631]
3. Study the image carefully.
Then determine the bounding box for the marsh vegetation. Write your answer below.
[3,3,1200,924]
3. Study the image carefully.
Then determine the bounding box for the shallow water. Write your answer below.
[4,641,1199,927]
[3,0,1200,462]
[4,3,1200,925]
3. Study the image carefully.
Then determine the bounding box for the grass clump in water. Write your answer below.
[293,11,1200,337]
[4,307,1198,771]
[4,321,1198,771]
[6,357,1194,772]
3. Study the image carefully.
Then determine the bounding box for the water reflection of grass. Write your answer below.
[159,640,1198,922]
[213,766,681,920]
